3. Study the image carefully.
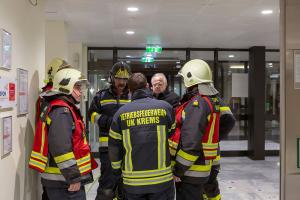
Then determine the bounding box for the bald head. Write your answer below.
[151,73,168,95]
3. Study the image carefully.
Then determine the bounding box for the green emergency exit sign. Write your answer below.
[146,46,162,53]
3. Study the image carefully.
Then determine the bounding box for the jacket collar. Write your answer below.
[131,89,153,101]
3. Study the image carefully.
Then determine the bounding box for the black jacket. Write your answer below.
[154,90,180,108]
[88,86,130,151]
[108,89,176,194]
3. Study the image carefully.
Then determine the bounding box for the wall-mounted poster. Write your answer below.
[0,29,12,70]
[17,68,28,115]
[0,76,16,110]
[1,116,12,157]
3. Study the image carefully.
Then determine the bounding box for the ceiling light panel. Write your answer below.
[261,10,273,15]
[127,7,139,12]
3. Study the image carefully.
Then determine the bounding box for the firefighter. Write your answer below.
[29,67,97,200]
[151,73,180,108]
[170,59,235,200]
[88,62,131,200]
[108,73,176,200]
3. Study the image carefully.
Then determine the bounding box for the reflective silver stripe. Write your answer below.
[123,129,133,171]
[184,170,211,177]
[57,159,77,169]
[100,141,108,147]
[122,166,172,178]
[176,155,193,167]
[157,125,166,169]
[123,173,173,186]
[41,173,66,181]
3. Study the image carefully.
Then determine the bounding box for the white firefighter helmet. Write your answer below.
[45,58,71,83]
[178,59,213,88]
[53,68,88,95]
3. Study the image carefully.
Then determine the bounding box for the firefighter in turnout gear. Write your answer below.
[169,59,235,200]
[88,62,131,200]
[29,67,97,200]
[108,73,176,200]
[36,58,71,200]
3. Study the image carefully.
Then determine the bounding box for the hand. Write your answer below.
[68,182,81,192]
[173,175,181,182]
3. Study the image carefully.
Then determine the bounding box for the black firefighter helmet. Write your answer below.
[110,61,131,82]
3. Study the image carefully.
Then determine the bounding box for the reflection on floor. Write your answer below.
[86,157,279,200]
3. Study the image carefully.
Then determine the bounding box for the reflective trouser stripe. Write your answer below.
[123,129,133,171]
[99,136,108,147]
[157,125,166,169]
[122,166,172,178]
[123,173,173,186]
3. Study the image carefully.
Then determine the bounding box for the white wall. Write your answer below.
[0,0,45,199]
[45,20,68,74]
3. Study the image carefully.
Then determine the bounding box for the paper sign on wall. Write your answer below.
[0,76,15,110]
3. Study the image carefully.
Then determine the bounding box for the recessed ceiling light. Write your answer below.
[230,65,244,69]
[126,55,132,58]
[228,55,235,58]
[126,31,135,35]
[261,10,273,15]
[127,7,139,12]
[101,78,106,81]
[176,61,180,64]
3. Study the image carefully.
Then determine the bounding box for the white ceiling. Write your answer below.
[45,0,280,49]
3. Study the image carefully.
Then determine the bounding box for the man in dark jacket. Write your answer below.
[108,73,176,200]
[151,73,180,108]
[88,62,131,200]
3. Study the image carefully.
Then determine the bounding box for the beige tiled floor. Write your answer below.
[86,157,279,200]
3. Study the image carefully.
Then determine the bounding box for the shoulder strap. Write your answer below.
[48,99,78,123]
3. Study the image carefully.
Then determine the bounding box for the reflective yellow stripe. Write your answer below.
[169,147,176,156]
[202,143,218,149]
[91,112,98,124]
[79,162,91,174]
[112,160,122,169]
[77,154,91,166]
[109,129,122,140]
[220,106,230,112]
[157,125,166,169]
[189,163,212,172]
[168,122,176,132]
[168,139,178,149]
[208,194,221,200]
[123,129,133,171]
[46,117,52,125]
[177,149,198,162]
[45,167,61,174]
[99,136,109,142]
[29,158,46,170]
[41,122,46,155]
[100,99,117,104]
[31,151,48,163]
[214,155,221,161]
[119,100,131,103]
[123,173,173,186]
[208,114,216,143]
[54,152,75,163]
[123,166,172,178]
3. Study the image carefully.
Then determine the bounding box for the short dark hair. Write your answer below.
[128,73,147,93]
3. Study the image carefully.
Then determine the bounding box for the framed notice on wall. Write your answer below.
[0,29,12,70]
[17,68,28,115]
[0,76,16,110]
[1,116,12,158]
